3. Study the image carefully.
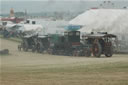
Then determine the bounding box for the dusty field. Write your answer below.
[0,38,128,85]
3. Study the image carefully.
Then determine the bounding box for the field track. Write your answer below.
[0,38,128,85]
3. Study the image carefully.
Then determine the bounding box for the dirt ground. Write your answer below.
[0,38,128,85]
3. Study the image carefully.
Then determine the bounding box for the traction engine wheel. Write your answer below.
[105,46,113,57]
[92,42,102,57]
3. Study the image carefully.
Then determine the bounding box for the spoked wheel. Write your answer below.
[92,42,102,57]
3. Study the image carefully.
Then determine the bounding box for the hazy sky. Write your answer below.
[1,0,128,14]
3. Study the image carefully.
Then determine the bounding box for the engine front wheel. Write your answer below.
[105,54,112,57]
[104,47,113,57]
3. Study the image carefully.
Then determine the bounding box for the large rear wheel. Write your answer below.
[92,42,102,57]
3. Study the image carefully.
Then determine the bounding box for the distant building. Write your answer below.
[10,8,15,17]
[1,8,24,23]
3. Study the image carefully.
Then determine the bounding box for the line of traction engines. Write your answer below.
[18,31,117,57]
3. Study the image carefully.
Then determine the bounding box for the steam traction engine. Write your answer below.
[48,31,91,56]
[18,35,37,52]
[82,32,117,57]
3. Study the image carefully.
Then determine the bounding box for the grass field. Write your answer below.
[0,38,128,85]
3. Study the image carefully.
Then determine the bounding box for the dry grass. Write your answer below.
[0,38,128,85]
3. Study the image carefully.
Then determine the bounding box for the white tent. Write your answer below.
[21,24,42,32]
[69,9,128,34]
[19,24,43,35]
